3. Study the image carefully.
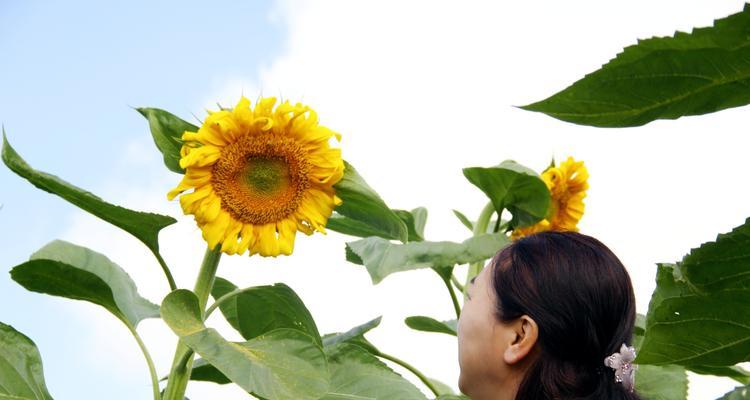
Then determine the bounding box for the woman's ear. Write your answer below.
[502,315,538,365]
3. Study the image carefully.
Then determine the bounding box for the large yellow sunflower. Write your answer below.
[167,97,345,257]
[512,157,588,239]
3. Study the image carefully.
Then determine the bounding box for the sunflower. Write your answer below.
[512,157,588,239]
[167,97,345,257]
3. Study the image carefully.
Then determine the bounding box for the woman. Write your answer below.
[458,231,640,400]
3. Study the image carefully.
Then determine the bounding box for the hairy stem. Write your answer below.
[464,201,496,299]
[162,246,222,400]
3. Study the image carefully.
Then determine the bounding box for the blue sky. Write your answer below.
[0,1,283,398]
[2,1,749,399]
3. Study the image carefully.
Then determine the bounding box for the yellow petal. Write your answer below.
[237,224,256,255]
[202,211,232,250]
[276,219,297,256]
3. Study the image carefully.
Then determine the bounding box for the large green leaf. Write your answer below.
[189,358,230,385]
[234,283,321,345]
[463,161,549,229]
[161,290,329,400]
[1,132,176,259]
[718,385,750,400]
[639,217,750,367]
[0,322,54,400]
[328,207,426,242]
[137,107,198,174]
[210,277,321,345]
[346,233,509,284]
[404,317,457,337]
[688,365,750,385]
[10,240,158,327]
[320,343,427,400]
[190,317,384,387]
[521,5,750,127]
[634,365,688,400]
[330,161,408,243]
[630,312,688,400]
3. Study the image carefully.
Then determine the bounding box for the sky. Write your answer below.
[1,1,749,399]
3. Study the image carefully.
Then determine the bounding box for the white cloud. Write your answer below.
[60,0,749,399]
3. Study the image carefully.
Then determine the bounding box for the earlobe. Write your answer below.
[503,316,538,365]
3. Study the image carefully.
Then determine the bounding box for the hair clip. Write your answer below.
[604,343,638,392]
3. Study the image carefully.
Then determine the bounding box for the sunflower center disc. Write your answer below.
[243,158,289,194]
[211,134,311,225]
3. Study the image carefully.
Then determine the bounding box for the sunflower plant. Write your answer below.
[4,4,750,400]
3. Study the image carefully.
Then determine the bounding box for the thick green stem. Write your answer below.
[127,324,160,400]
[162,246,222,400]
[464,201,496,299]
[378,352,440,397]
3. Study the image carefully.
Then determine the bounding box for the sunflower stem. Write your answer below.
[464,202,496,299]
[163,246,222,400]
[377,351,440,397]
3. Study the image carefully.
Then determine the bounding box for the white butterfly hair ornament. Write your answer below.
[604,343,638,392]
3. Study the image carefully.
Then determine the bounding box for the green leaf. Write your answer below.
[0,322,54,400]
[160,290,329,400]
[521,5,750,127]
[322,317,381,349]
[718,385,750,400]
[346,233,510,284]
[639,217,750,367]
[463,161,549,229]
[136,107,198,174]
[10,240,159,327]
[1,132,176,260]
[322,317,382,356]
[189,358,230,385]
[451,210,501,234]
[326,214,395,240]
[688,365,750,385]
[631,313,688,400]
[331,161,408,243]
[209,277,241,333]
[452,210,474,232]
[404,317,457,337]
[436,395,470,400]
[320,343,427,400]
[634,365,688,400]
[394,207,428,242]
[235,283,321,345]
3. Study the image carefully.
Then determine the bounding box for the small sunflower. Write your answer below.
[512,157,588,239]
[167,97,344,257]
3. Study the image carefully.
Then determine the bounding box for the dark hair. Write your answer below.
[491,231,640,400]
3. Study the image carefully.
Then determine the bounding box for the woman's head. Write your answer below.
[457,231,639,400]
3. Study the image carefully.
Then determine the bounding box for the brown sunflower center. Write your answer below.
[211,134,311,225]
